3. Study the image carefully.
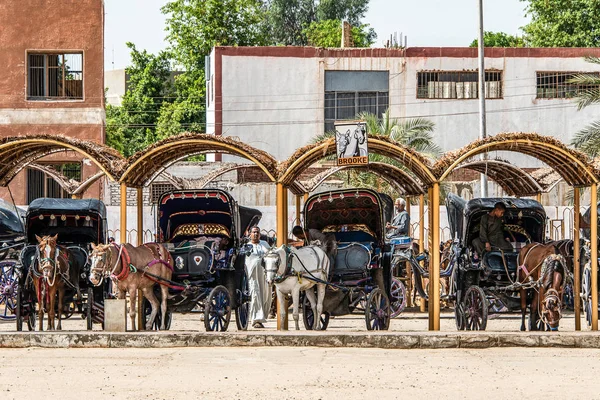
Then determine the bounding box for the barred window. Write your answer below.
[27,53,83,100]
[27,163,82,204]
[324,91,388,133]
[536,71,600,99]
[417,71,503,99]
[150,183,176,204]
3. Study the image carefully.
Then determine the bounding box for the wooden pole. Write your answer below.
[136,188,144,246]
[536,192,542,204]
[405,195,413,307]
[430,183,441,331]
[419,194,425,313]
[295,194,301,226]
[574,188,581,331]
[276,183,288,330]
[120,183,127,244]
[591,183,598,331]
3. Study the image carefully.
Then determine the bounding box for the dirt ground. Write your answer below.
[0,346,598,399]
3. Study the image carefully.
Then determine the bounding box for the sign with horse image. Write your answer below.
[334,121,368,166]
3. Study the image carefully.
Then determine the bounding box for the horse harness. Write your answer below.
[33,244,74,288]
[269,246,325,285]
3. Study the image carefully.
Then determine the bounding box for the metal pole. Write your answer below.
[591,183,598,331]
[119,183,127,244]
[430,183,441,331]
[419,194,426,313]
[574,188,581,331]
[477,0,488,197]
[136,188,144,246]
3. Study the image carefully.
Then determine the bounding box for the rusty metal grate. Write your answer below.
[536,71,600,99]
[150,183,176,204]
[417,70,502,99]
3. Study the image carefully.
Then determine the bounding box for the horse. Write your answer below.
[336,130,352,158]
[263,245,330,330]
[32,234,77,331]
[353,125,367,156]
[89,242,174,330]
[517,243,567,331]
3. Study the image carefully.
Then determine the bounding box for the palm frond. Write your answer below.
[573,88,600,110]
[583,56,600,65]
[571,120,600,157]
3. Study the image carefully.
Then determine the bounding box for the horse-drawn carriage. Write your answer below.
[0,202,26,321]
[150,189,257,331]
[298,188,394,330]
[15,198,109,331]
[448,194,548,330]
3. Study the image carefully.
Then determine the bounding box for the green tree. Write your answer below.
[469,31,525,47]
[521,0,600,47]
[105,43,174,157]
[313,109,440,196]
[263,0,373,45]
[304,19,375,47]
[570,57,600,157]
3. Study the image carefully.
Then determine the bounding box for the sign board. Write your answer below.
[334,121,368,166]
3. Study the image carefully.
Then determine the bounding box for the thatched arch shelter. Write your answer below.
[429,132,599,331]
[0,135,124,186]
[278,135,436,187]
[120,133,279,187]
[454,159,543,197]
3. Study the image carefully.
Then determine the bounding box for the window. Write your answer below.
[324,71,390,133]
[26,163,82,204]
[27,53,83,100]
[417,71,503,99]
[536,72,600,99]
[150,183,176,204]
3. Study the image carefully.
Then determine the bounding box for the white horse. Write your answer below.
[263,245,330,330]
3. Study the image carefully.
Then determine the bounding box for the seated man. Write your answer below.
[386,198,410,239]
[472,202,513,259]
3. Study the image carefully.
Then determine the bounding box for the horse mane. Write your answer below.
[541,250,566,291]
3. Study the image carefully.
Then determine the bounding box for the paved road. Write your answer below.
[0,347,598,399]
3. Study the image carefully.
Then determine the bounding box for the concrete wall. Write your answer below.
[211,47,600,169]
[0,0,105,204]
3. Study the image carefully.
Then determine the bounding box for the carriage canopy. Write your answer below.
[25,198,107,245]
[460,197,546,246]
[446,193,466,241]
[304,189,393,243]
[157,189,261,244]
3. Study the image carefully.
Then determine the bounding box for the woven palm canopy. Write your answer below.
[455,159,543,196]
[278,134,436,187]
[121,133,279,188]
[0,135,125,186]
[300,162,426,195]
[433,132,599,187]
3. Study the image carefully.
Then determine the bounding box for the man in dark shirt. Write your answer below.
[291,226,337,257]
[386,198,410,239]
[472,202,513,256]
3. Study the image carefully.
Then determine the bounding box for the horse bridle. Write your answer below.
[542,288,562,330]
[36,241,60,287]
[90,244,123,286]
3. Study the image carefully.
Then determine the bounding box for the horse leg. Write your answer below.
[529,291,538,331]
[159,282,169,330]
[276,286,287,331]
[142,287,160,331]
[292,285,301,331]
[129,288,137,331]
[316,283,326,330]
[47,286,55,331]
[520,288,526,332]
[57,286,64,331]
[305,287,318,330]
[35,280,44,332]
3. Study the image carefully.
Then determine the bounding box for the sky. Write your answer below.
[104,0,531,70]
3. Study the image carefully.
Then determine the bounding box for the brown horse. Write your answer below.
[89,242,173,330]
[518,243,567,331]
[33,234,77,331]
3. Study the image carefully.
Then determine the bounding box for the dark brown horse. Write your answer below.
[33,234,77,331]
[518,243,567,331]
[89,242,173,330]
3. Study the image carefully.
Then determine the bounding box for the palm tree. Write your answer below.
[312,109,441,197]
[570,56,600,157]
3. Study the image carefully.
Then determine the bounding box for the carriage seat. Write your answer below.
[66,246,89,271]
[483,251,519,274]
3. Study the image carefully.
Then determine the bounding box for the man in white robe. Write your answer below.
[245,226,272,328]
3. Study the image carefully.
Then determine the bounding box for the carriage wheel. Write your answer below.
[365,288,390,331]
[0,262,18,321]
[582,266,593,327]
[15,283,22,331]
[302,294,330,330]
[142,297,173,330]
[62,301,75,319]
[204,286,231,332]
[235,271,250,331]
[464,286,488,331]
[86,287,94,330]
[454,302,466,331]
[390,278,407,318]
